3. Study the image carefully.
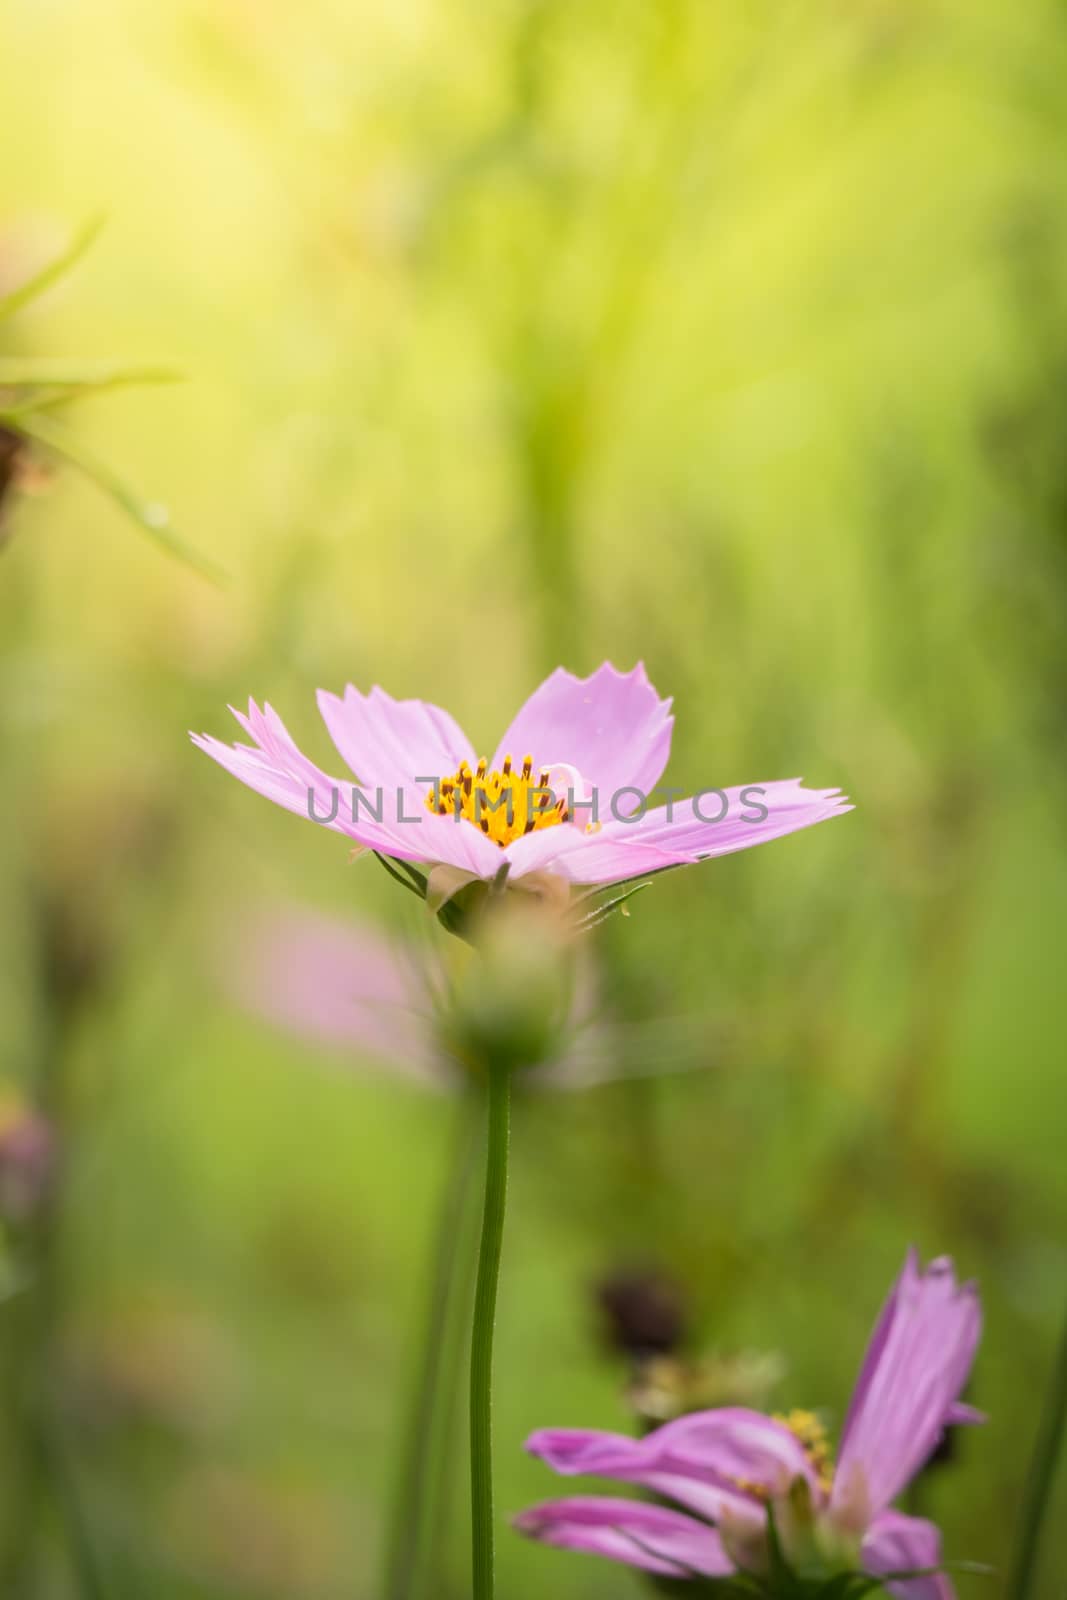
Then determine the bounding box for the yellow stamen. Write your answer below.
[774,1409,836,1495]
[427,753,570,849]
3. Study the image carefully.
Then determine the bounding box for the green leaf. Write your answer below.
[0,408,227,584]
[0,216,106,322]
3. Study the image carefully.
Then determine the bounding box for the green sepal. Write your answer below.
[371,851,428,900]
[571,878,653,930]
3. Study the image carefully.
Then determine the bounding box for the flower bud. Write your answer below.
[596,1265,688,1360]
[436,896,573,1076]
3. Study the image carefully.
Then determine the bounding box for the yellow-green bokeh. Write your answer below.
[2,0,1066,1594]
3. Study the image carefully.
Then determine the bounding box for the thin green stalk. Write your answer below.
[1006,1295,1067,1600]
[469,1067,511,1600]
[411,1116,485,1598]
[383,1091,481,1600]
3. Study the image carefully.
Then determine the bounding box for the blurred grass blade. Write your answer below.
[0,217,105,322]
[41,1424,114,1600]
[1006,1295,1067,1600]
[383,1092,481,1600]
[1,409,228,584]
[0,358,182,412]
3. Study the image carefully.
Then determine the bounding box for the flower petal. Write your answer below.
[528,779,851,885]
[834,1252,982,1517]
[863,1510,955,1600]
[316,687,571,877]
[608,778,851,851]
[945,1402,985,1426]
[404,806,506,876]
[513,1496,732,1579]
[192,702,408,853]
[492,662,673,802]
[501,819,606,878]
[531,834,691,886]
[526,1408,815,1522]
[194,701,502,877]
[316,684,475,801]
[635,1408,823,1507]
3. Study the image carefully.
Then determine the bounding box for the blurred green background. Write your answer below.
[2,0,1066,1594]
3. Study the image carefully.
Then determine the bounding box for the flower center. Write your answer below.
[426,754,570,849]
[774,1409,835,1495]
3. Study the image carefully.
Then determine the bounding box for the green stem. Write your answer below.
[469,1067,511,1600]
[383,1092,481,1600]
[1006,1294,1067,1600]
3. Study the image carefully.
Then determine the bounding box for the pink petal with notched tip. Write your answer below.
[531,779,851,885]
[492,662,674,804]
[192,701,502,876]
[315,685,475,804]
[192,702,401,852]
[834,1252,982,1520]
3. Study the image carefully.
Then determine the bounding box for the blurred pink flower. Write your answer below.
[192,663,850,891]
[229,907,443,1088]
[228,904,678,1092]
[0,1091,56,1222]
[516,1251,982,1599]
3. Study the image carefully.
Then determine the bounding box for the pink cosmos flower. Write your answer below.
[515,1252,983,1599]
[191,664,851,892]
